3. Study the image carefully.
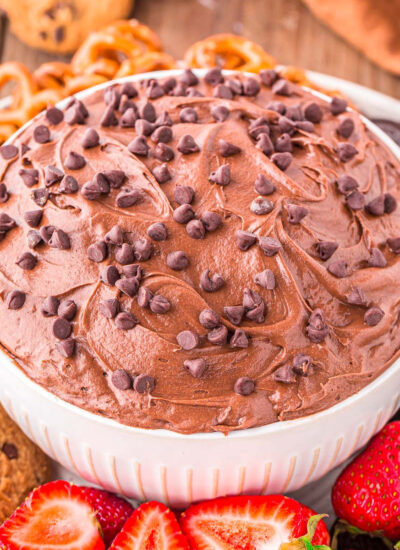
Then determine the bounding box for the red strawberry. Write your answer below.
[332,421,400,540]
[80,487,134,547]
[0,480,104,550]
[180,495,330,549]
[109,501,190,549]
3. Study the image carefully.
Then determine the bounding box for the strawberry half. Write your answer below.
[0,480,104,550]
[332,421,400,540]
[179,495,330,549]
[80,487,134,547]
[109,501,190,549]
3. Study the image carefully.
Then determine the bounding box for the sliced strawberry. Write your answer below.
[80,487,134,547]
[0,480,104,550]
[109,501,190,550]
[180,495,330,550]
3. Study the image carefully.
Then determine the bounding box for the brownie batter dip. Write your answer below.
[0,69,400,434]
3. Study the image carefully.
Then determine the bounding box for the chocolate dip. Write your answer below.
[0,69,400,434]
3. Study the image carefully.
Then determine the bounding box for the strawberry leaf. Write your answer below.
[280,515,331,549]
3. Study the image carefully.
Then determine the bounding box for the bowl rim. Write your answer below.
[2,67,400,440]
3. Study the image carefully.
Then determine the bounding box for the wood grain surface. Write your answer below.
[0,0,399,98]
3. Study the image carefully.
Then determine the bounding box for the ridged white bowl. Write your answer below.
[1,70,400,507]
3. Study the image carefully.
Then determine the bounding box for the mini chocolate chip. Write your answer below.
[328,260,347,278]
[27,230,42,249]
[186,219,205,239]
[45,165,64,186]
[288,204,308,224]
[150,294,171,314]
[146,81,164,99]
[2,443,18,460]
[81,180,101,200]
[273,364,295,384]
[135,119,154,136]
[167,251,188,270]
[286,105,303,121]
[209,164,230,186]
[177,330,199,350]
[152,163,171,184]
[81,128,100,148]
[147,222,167,241]
[234,377,255,395]
[42,296,60,317]
[267,101,287,114]
[347,287,368,306]
[120,82,138,98]
[100,265,120,286]
[219,139,241,157]
[292,354,313,376]
[116,277,140,297]
[337,143,358,162]
[99,299,119,319]
[151,125,173,144]
[278,116,296,135]
[16,252,37,270]
[387,237,400,254]
[6,290,25,310]
[134,374,155,394]
[116,188,140,208]
[93,172,110,193]
[0,213,16,232]
[199,308,220,329]
[48,229,70,250]
[336,175,359,194]
[259,236,281,256]
[337,118,354,138]
[243,294,265,323]
[384,193,397,214]
[304,102,323,123]
[368,247,387,267]
[213,84,233,100]
[205,67,224,86]
[260,69,278,86]
[111,369,132,390]
[114,312,137,330]
[139,288,154,310]
[115,243,135,265]
[230,329,249,348]
[105,225,123,245]
[330,97,347,115]
[250,196,274,215]
[201,211,222,231]
[174,185,194,205]
[133,238,153,261]
[59,175,78,194]
[243,77,260,96]
[200,269,225,292]
[272,79,291,96]
[180,69,199,86]
[139,102,156,122]
[243,288,262,310]
[119,96,135,115]
[184,358,206,378]
[0,183,9,203]
[236,230,257,251]
[316,241,338,261]
[173,204,194,224]
[19,168,39,187]
[208,325,228,345]
[46,107,63,125]
[104,170,126,189]
[275,133,292,153]
[211,105,229,122]
[53,317,72,339]
[366,195,385,216]
[154,143,175,162]
[120,108,137,128]
[128,136,149,156]
[178,134,200,154]
[256,134,274,156]
[64,102,87,125]
[306,308,329,343]
[40,225,55,243]
[155,111,173,127]
[296,121,315,132]
[180,107,198,123]
[0,144,18,159]
[58,300,77,321]
[272,152,292,171]
[254,174,275,195]
[24,210,42,228]
[171,82,187,96]
[65,151,86,170]
[364,306,384,326]
[249,124,270,140]
[346,190,365,210]
[224,305,245,325]
[33,125,50,144]
[254,269,276,290]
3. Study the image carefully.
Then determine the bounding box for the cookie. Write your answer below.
[0,0,134,53]
[0,405,51,523]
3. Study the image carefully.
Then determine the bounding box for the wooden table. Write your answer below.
[0,0,399,99]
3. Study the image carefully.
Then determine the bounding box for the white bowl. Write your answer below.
[1,70,400,508]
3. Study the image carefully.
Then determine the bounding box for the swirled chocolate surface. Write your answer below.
[0,69,400,434]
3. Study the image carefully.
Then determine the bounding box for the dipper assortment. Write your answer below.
[0,68,400,433]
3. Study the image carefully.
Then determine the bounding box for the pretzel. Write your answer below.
[184,34,276,73]
[116,52,177,77]
[34,62,108,95]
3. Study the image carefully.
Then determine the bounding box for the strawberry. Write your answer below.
[80,487,134,547]
[332,421,400,540]
[0,480,104,550]
[179,495,330,549]
[109,500,190,549]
